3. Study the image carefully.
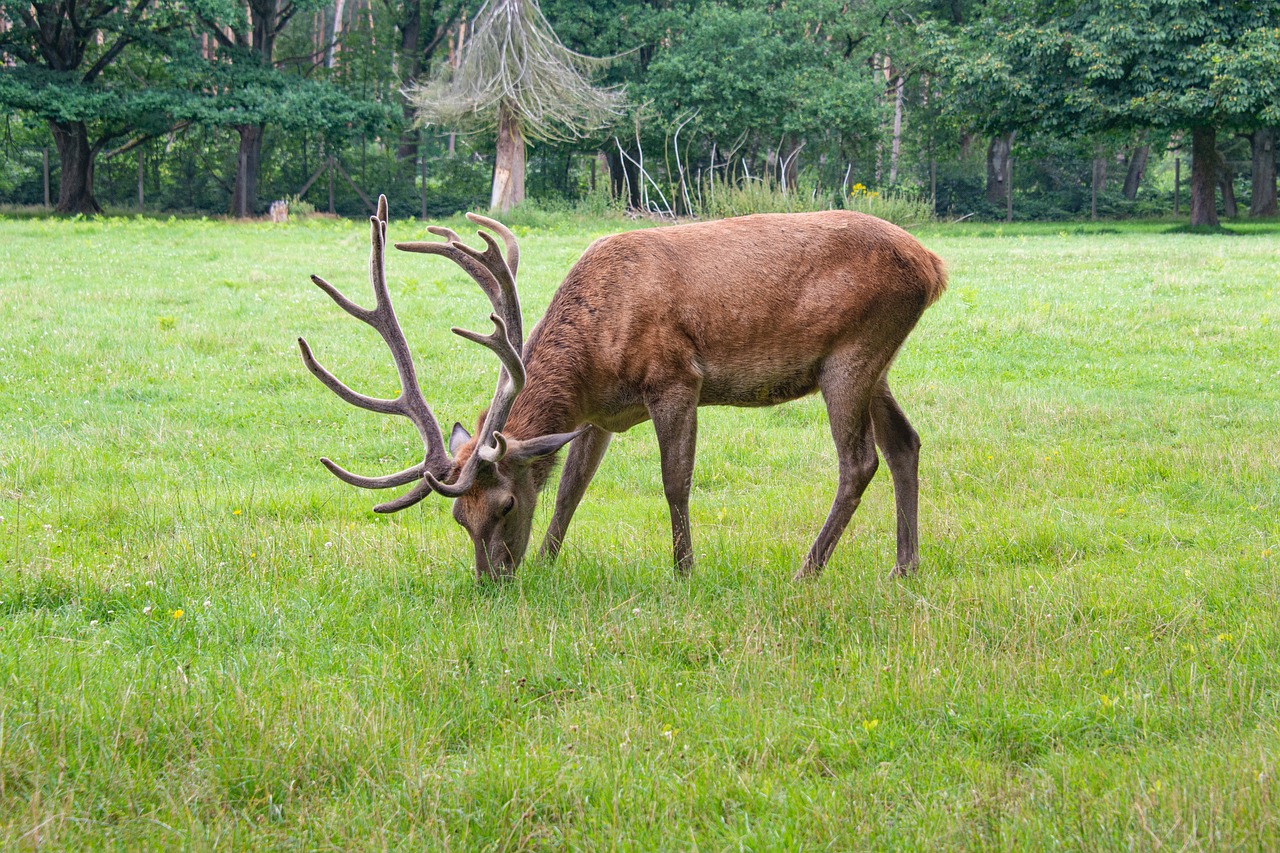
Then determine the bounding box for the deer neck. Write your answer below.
[501,361,583,490]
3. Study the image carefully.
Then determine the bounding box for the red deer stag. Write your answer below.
[299,195,946,581]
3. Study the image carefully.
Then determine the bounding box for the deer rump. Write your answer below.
[300,200,946,581]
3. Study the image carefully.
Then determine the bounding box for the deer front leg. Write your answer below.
[870,379,921,577]
[647,386,700,576]
[540,425,613,561]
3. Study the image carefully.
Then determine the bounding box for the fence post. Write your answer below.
[42,148,50,209]
[328,158,335,214]
[1006,156,1013,223]
[137,147,145,211]
[930,157,937,216]
[1091,155,1100,220]
[1174,157,1180,215]
[420,129,428,220]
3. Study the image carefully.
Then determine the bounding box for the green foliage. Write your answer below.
[1064,0,1280,132]
[642,0,882,145]
[923,17,1074,136]
[931,0,1280,137]
[1,0,1272,220]
[417,152,492,215]
[1207,25,1280,126]
[175,64,398,142]
[0,115,51,203]
[283,193,317,217]
[0,0,190,135]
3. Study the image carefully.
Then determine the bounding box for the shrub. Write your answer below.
[283,194,316,218]
[841,183,935,226]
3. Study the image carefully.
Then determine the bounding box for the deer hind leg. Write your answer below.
[870,378,921,577]
[646,385,700,576]
[540,425,613,561]
[796,357,880,581]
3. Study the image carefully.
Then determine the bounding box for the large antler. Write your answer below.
[298,195,453,512]
[396,212,527,497]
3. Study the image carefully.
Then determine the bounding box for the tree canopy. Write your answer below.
[1,0,1276,222]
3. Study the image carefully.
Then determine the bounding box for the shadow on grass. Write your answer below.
[1164,223,1241,236]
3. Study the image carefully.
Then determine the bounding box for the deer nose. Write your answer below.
[474,543,516,582]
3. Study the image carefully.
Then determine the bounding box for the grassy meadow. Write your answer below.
[1,212,1278,849]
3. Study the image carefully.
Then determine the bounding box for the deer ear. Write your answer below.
[504,428,587,465]
[449,422,472,456]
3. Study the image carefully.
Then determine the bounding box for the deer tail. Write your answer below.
[923,251,948,308]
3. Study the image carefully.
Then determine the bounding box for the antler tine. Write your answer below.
[300,195,452,513]
[395,238,503,306]
[423,467,472,499]
[450,314,526,391]
[374,477,436,513]
[450,230,523,353]
[466,212,520,278]
[426,224,463,242]
[309,274,373,323]
[321,457,425,489]
[298,337,400,415]
[397,218,522,352]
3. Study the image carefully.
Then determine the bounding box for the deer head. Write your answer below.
[298,195,580,580]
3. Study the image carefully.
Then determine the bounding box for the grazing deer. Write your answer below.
[299,195,946,581]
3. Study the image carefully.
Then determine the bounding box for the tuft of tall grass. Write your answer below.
[693,171,832,219]
[495,188,632,231]
[684,171,934,226]
[843,182,935,226]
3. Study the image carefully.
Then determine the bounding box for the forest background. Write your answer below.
[0,0,1277,226]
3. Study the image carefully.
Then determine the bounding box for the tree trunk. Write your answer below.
[49,119,102,215]
[1122,144,1148,200]
[604,148,640,208]
[1218,154,1237,218]
[395,0,422,161]
[1189,126,1219,227]
[398,107,419,163]
[325,0,347,68]
[490,102,525,213]
[889,75,904,184]
[1249,128,1278,217]
[230,124,264,218]
[229,0,279,218]
[986,133,1013,205]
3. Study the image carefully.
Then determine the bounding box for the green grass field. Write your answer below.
[1,213,1278,849]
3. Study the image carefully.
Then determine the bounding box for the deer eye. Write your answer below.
[499,495,517,517]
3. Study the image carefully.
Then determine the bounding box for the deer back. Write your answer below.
[508,211,946,432]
